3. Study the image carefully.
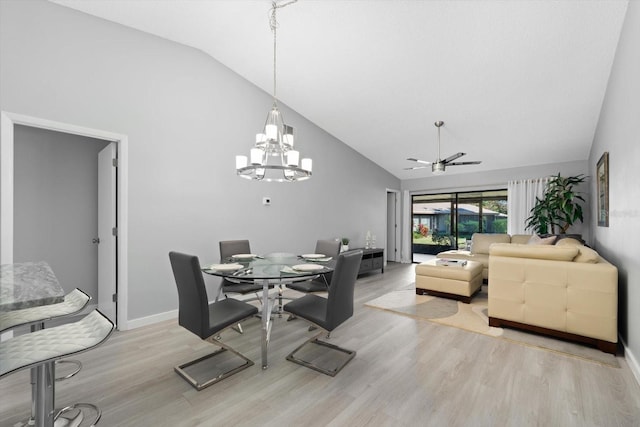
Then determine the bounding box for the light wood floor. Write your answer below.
[2,263,640,426]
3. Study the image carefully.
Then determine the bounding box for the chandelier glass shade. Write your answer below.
[236,0,311,182]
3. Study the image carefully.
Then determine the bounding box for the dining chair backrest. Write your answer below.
[315,239,341,258]
[325,250,363,331]
[219,240,251,261]
[169,252,209,340]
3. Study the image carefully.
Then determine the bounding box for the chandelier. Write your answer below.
[236,0,311,182]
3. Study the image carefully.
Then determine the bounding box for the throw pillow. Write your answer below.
[555,237,583,247]
[527,234,557,245]
[573,245,600,263]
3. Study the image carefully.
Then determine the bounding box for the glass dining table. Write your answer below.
[203,253,335,369]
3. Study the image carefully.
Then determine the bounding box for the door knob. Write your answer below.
[92,238,100,244]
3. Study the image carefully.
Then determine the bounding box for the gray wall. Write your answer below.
[13,125,109,299]
[589,2,640,366]
[401,159,591,242]
[0,0,400,321]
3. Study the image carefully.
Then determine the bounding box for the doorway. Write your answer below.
[386,189,401,263]
[0,111,129,329]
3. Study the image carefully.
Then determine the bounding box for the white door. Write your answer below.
[98,143,117,323]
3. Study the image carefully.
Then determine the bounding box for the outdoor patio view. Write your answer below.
[412,190,508,261]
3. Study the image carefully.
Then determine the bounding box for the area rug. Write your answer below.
[365,286,619,367]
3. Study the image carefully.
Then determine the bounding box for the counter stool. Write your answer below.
[0,289,91,425]
[0,310,114,427]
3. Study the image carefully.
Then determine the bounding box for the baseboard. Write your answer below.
[127,309,178,330]
[621,337,640,387]
[126,294,258,330]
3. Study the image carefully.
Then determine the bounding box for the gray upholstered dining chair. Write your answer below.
[218,240,265,331]
[286,239,341,294]
[218,240,264,299]
[283,250,363,376]
[169,251,258,390]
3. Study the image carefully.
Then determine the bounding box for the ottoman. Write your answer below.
[415,259,483,303]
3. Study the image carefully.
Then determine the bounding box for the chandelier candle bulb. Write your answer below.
[265,124,278,141]
[283,125,294,147]
[256,133,266,143]
[301,158,312,172]
[250,148,263,165]
[286,150,299,167]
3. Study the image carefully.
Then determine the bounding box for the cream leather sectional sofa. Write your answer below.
[488,241,618,354]
[437,233,532,280]
[435,233,618,353]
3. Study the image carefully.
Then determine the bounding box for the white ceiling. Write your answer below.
[50,0,628,179]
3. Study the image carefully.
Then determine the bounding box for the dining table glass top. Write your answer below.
[202,253,335,280]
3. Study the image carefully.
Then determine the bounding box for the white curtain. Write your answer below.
[507,177,551,235]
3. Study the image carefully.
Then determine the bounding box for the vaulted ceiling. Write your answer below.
[51,0,628,179]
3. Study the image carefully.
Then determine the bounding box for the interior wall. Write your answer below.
[589,1,639,367]
[0,0,400,321]
[13,125,109,299]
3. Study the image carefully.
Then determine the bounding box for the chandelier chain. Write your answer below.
[270,0,297,106]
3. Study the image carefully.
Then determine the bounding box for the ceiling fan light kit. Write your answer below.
[406,120,481,174]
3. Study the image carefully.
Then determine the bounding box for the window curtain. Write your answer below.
[507,177,551,235]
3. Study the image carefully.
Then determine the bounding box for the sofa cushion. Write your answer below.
[573,245,600,263]
[489,243,579,261]
[471,233,511,254]
[527,234,557,245]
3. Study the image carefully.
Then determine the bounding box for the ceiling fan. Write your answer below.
[405,121,481,174]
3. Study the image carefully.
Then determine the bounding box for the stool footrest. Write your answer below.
[55,402,101,426]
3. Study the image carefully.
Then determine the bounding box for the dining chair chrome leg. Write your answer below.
[285,330,356,377]
[174,334,254,391]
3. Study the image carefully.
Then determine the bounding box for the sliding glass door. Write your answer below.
[412,190,507,262]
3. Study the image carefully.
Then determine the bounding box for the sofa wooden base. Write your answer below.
[488,317,617,355]
[416,288,479,304]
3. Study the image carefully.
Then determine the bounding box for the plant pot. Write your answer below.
[341,244,349,253]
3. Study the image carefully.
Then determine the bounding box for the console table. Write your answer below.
[355,248,384,275]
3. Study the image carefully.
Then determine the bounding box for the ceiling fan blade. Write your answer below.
[447,161,482,166]
[406,157,432,165]
[442,152,465,163]
[404,166,430,170]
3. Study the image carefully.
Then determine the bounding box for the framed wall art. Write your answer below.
[597,152,609,227]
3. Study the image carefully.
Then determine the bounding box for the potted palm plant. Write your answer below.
[525,173,587,235]
[340,237,350,253]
